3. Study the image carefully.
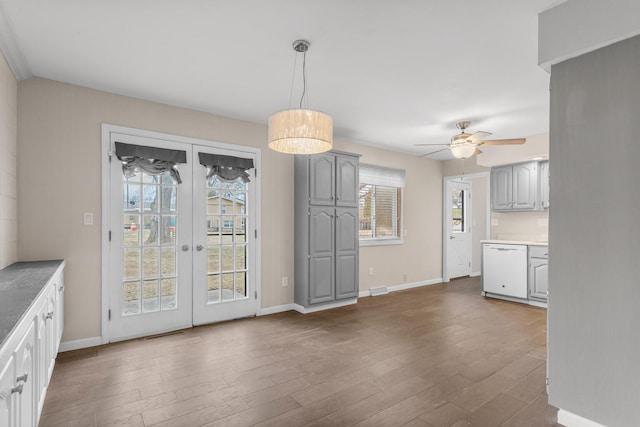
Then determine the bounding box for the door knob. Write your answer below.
[196,245,204,252]
[181,244,189,251]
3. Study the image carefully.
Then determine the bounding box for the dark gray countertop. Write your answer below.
[0,260,65,348]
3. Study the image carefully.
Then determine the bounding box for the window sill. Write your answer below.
[359,238,404,247]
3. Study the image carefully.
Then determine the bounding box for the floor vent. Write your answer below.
[370,286,389,296]
[144,330,184,340]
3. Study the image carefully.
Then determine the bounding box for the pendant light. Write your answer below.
[268,40,333,155]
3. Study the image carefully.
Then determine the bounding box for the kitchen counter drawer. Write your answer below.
[529,245,548,259]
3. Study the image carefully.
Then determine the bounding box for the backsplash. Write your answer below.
[490,211,548,242]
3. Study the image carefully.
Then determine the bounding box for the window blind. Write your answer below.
[359,164,405,188]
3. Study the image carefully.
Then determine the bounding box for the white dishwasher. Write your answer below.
[482,244,528,299]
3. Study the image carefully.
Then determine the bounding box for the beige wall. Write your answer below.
[334,140,443,289]
[18,77,295,342]
[0,52,17,269]
[18,77,445,343]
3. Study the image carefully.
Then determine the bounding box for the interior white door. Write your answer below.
[446,180,471,279]
[192,146,258,325]
[108,134,193,341]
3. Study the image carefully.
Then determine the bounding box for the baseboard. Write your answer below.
[358,278,443,298]
[470,271,481,277]
[257,303,295,316]
[293,298,357,314]
[557,409,606,427]
[59,336,103,352]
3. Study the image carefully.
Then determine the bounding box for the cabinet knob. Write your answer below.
[196,244,204,252]
[59,285,64,291]
[11,383,23,394]
[46,312,54,320]
[16,373,28,383]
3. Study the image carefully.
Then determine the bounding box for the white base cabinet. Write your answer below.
[0,261,64,427]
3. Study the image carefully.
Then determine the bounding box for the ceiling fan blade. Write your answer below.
[466,131,492,143]
[478,138,526,146]
[413,143,450,146]
[420,147,450,157]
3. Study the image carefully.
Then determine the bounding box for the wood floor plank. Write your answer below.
[41,277,558,426]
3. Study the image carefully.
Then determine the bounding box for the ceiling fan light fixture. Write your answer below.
[268,40,333,155]
[450,144,477,159]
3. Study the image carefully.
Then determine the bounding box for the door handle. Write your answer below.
[196,245,204,252]
[181,244,189,251]
[450,236,455,240]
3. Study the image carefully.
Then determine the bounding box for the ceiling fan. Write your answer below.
[416,121,526,159]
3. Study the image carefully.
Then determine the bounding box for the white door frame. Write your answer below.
[442,172,490,282]
[101,124,262,344]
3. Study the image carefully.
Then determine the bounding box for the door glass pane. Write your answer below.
[207,275,221,303]
[123,282,141,315]
[452,188,464,233]
[121,170,179,316]
[161,279,177,309]
[142,279,160,313]
[204,174,249,304]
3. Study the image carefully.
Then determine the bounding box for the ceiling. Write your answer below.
[0,0,561,160]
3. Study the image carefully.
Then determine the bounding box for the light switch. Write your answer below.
[491,218,499,226]
[83,212,94,225]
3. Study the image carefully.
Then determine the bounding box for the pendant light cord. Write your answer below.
[300,50,307,109]
[288,51,298,109]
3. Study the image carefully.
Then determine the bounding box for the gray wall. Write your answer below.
[548,34,640,426]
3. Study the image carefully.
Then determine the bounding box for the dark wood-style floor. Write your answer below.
[40,277,559,426]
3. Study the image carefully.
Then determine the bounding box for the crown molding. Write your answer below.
[0,3,31,80]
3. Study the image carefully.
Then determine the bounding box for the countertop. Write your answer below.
[0,260,65,348]
[481,239,548,246]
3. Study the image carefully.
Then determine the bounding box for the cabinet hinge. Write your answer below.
[108,309,111,321]
[255,229,258,239]
[254,291,257,300]
[109,230,112,242]
[546,377,549,386]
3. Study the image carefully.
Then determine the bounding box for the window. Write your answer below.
[359,164,405,245]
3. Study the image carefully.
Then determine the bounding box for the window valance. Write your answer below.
[198,153,254,183]
[115,142,187,184]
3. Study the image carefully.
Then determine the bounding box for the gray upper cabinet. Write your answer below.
[295,151,360,308]
[512,162,538,210]
[335,156,359,207]
[491,165,513,210]
[309,154,335,206]
[491,161,541,211]
[540,161,550,209]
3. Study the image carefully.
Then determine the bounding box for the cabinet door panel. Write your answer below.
[529,258,549,301]
[310,256,335,304]
[336,209,358,299]
[309,208,335,304]
[309,155,335,206]
[540,161,550,209]
[336,156,358,207]
[14,321,36,427]
[336,254,357,299]
[0,355,16,427]
[491,166,512,210]
[513,162,538,210]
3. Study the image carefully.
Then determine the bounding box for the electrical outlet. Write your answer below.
[369,267,374,276]
[403,274,407,282]
[83,212,94,225]
[281,276,288,287]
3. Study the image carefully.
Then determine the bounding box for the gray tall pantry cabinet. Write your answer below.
[294,152,360,308]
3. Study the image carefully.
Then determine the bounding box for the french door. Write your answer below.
[106,130,258,342]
